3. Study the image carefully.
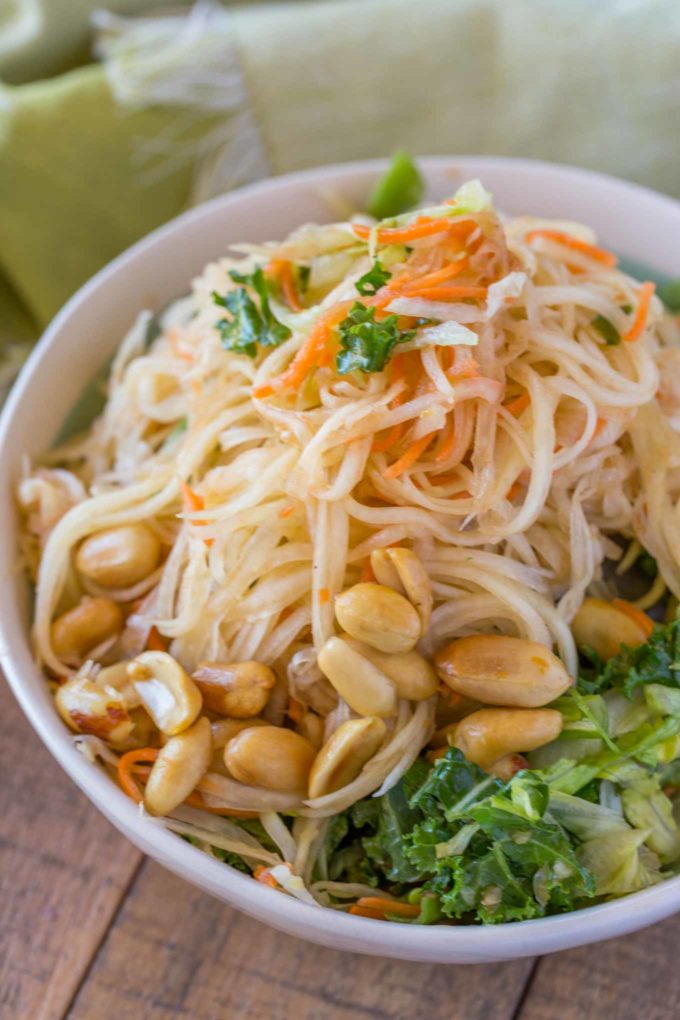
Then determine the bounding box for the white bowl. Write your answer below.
[2,157,680,964]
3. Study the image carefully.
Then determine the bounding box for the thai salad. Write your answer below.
[18,154,680,924]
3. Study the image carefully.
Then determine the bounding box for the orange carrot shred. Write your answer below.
[118,747,159,803]
[349,905,385,919]
[269,258,303,312]
[404,284,487,301]
[371,352,409,453]
[318,587,331,604]
[360,559,375,582]
[612,598,654,637]
[352,217,453,245]
[253,300,354,398]
[354,897,420,919]
[383,433,435,479]
[525,229,617,268]
[253,865,279,888]
[623,282,656,342]
[278,504,296,519]
[180,481,213,547]
[504,392,531,417]
[288,697,305,724]
[146,626,167,652]
[396,259,469,292]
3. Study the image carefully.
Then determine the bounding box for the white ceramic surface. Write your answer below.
[2,157,680,964]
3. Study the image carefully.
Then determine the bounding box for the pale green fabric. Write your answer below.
[0,0,185,83]
[1,0,679,373]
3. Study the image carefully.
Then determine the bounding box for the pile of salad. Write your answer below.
[311,614,680,924]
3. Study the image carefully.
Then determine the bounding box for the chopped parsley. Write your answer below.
[355,260,391,296]
[212,267,290,358]
[336,302,414,375]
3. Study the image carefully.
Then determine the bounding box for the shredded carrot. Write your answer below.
[383,432,435,479]
[404,284,487,301]
[623,281,656,342]
[253,865,279,888]
[506,481,523,501]
[353,216,454,245]
[118,747,159,802]
[181,480,204,513]
[525,229,617,268]
[353,897,421,919]
[593,417,607,439]
[253,300,353,398]
[146,626,167,652]
[287,697,305,724]
[180,480,213,547]
[318,587,331,604]
[612,598,654,637]
[360,558,376,582]
[371,353,409,453]
[269,258,303,312]
[504,392,531,417]
[348,905,385,919]
[395,258,469,292]
[278,504,296,519]
[426,746,449,765]
[447,360,480,382]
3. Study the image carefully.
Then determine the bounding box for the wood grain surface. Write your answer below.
[2,675,678,1020]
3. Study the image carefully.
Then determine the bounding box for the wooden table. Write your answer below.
[2,676,677,1020]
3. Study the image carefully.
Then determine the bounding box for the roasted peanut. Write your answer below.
[51,597,123,663]
[224,725,315,794]
[192,661,275,718]
[96,662,141,709]
[344,638,438,701]
[334,582,421,653]
[211,716,268,749]
[55,675,133,743]
[144,716,212,815]
[128,651,202,735]
[435,635,572,708]
[453,707,563,770]
[124,707,159,749]
[76,524,161,589]
[571,597,651,661]
[318,637,397,717]
[308,717,386,798]
[370,548,432,630]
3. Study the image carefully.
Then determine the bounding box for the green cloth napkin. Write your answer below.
[1,0,680,383]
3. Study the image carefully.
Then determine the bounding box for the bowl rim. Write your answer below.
[2,154,680,961]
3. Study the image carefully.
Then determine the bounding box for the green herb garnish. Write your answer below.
[336,302,414,375]
[658,279,680,312]
[212,267,291,358]
[355,259,391,296]
[367,152,424,220]
[592,314,620,346]
[297,265,311,293]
